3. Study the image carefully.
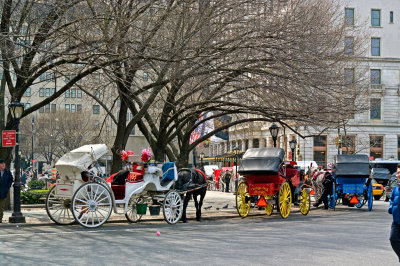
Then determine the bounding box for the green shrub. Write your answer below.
[28,180,46,190]
[21,190,49,204]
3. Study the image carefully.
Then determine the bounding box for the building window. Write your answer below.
[371,9,381,26]
[93,105,100,114]
[39,106,44,113]
[143,72,148,81]
[45,88,50,97]
[77,104,82,113]
[130,127,135,136]
[39,88,44,97]
[45,104,51,113]
[52,88,56,95]
[71,104,76,113]
[371,38,380,56]
[313,135,327,168]
[25,103,31,109]
[345,8,354,26]
[77,89,82,98]
[370,98,381,120]
[71,88,76,98]
[65,104,70,112]
[344,37,354,54]
[390,11,394,23]
[51,104,56,113]
[95,90,100,98]
[370,136,383,159]
[25,88,31,97]
[65,89,70,98]
[344,68,354,85]
[370,69,381,84]
[342,135,355,154]
[253,139,259,148]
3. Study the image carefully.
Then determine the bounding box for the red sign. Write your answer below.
[2,130,16,147]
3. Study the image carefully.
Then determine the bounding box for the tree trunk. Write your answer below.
[110,99,128,173]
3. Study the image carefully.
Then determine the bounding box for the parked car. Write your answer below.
[371,179,384,200]
[384,176,398,202]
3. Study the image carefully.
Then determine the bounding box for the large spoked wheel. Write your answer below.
[328,183,336,211]
[265,203,273,216]
[125,195,144,223]
[163,190,183,224]
[236,182,251,218]
[299,189,311,216]
[72,182,113,228]
[46,186,75,225]
[278,182,292,219]
[368,183,373,211]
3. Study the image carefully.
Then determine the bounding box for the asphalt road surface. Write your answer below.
[0,200,396,266]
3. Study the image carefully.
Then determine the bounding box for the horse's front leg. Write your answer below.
[193,193,201,221]
[182,193,191,223]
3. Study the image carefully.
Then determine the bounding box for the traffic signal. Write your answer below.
[296,144,300,155]
[203,138,210,147]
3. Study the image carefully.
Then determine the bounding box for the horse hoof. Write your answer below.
[182,220,188,223]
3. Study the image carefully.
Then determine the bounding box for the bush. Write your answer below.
[21,189,50,204]
[28,180,46,190]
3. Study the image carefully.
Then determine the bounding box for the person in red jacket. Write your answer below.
[0,159,14,223]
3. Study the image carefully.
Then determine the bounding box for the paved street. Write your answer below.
[0,192,397,266]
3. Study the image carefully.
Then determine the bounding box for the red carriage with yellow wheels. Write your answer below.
[236,148,310,218]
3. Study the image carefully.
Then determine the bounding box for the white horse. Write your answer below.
[310,168,326,203]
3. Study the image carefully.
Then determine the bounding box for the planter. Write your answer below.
[136,203,147,215]
[149,205,161,216]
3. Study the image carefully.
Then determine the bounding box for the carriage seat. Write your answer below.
[161,162,177,186]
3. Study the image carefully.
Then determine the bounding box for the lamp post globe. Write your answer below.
[269,123,279,147]
[8,102,26,223]
[289,139,297,161]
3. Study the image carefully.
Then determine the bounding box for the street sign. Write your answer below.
[2,130,16,147]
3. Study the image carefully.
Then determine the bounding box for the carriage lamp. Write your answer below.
[200,152,205,167]
[269,123,279,147]
[289,139,297,161]
[8,101,26,223]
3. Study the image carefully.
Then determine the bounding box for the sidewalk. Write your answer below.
[0,191,238,227]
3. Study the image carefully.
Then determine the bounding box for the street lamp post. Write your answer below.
[31,117,34,169]
[233,146,240,194]
[269,123,279,148]
[9,102,26,223]
[289,139,297,162]
[200,152,205,167]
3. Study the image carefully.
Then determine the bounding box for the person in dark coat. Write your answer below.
[0,159,14,223]
[389,165,400,262]
[313,171,334,209]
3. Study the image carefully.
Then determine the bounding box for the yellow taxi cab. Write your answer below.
[372,179,384,200]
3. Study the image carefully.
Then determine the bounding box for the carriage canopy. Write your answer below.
[334,154,370,177]
[239,148,284,175]
[371,168,390,180]
[55,144,108,180]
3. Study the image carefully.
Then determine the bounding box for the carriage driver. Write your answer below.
[313,171,334,209]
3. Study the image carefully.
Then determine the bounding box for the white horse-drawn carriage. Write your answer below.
[45,144,183,228]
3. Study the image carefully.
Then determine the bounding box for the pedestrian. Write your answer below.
[388,164,400,262]
[0,159,14,223]
[224,170,231,193]
[313,171,334,209]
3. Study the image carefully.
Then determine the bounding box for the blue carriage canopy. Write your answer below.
[334,154,370,177]
[371,168,390,180]
[238,148,284,175]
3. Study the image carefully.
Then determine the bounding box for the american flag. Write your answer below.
[189,113,205,144]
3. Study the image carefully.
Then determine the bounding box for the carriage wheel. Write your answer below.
[46,186,75,225]
[265,203,273,216]
[299,189,311,216]
[71,182,113,228]
[125,195,144,223]
[368,183,373,211]
[163,190,183,224]
[236,182,251,218]
[278,182,291,219]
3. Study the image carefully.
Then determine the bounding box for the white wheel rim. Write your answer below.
[164,192,182,224]
[72,183,112,228]
[46,187,75,224]
[126,196,143,222]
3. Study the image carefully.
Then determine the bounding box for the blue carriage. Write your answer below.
[329,154,373,211]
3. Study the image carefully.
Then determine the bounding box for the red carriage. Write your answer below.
[236,148,311,218]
